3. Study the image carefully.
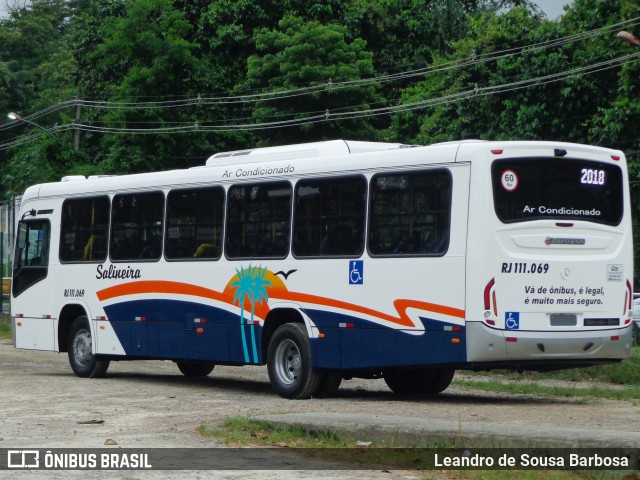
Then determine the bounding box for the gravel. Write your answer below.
[1,337,637,479]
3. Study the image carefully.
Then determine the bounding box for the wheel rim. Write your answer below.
[72,329,92,367]
[273,339,301,386]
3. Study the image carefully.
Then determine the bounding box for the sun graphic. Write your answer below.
[222,267,289,298]
[221,265,293,363]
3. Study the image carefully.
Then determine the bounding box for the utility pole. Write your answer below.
[74,94,82,152]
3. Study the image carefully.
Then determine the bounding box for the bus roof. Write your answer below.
[205,139,407,166]
[20,139,625,202]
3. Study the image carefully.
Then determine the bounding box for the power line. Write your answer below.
[2,17,640,147]
[2,14,638,128]
[7,51,630,139]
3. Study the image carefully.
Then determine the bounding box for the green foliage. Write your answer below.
[454,379,640,402]
[459,348,640,401]
[0,323,10,339]
[72,0,215,172]
[509,347,640,385]
[1,137,62,197]
[244,15,382,143]
[88,0,196,97]
[0,0,75,110]
[0,62,15,107]
[198,417,346,447]
[391,6,611,144]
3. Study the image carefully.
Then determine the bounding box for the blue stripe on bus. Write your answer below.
[101,300,467,368]
[103,299,258,364]
[303,309,467,369]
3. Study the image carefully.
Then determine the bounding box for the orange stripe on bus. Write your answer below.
[97,281,233,304]
[271,292,464,327]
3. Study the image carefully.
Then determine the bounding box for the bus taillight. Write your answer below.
[484,278,495,310]
[484,278,497,320]
[625,280,633,316]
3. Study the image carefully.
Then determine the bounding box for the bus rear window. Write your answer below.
[492,158,623,226]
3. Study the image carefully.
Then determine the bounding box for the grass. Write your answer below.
[0,323,10,339]
[197,417,350,448]
[198,417,635,480]
[452,379,640,402]
[484,348,640,385]
[454,348,640,401]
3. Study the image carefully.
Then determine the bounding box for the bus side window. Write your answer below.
[293,176,366,258]
[225,182,291,259]
[110,192,164,261]
[60,196,110,263]
[13,219,51,296]
[368,169,452,257]
[166,186,224,261]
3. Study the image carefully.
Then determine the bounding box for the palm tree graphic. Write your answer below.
[231,264,271,363]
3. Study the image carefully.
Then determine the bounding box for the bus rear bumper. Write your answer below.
[466,321,633,365]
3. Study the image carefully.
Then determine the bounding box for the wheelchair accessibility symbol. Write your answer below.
[505,312,520,330]
[349,260,364,285]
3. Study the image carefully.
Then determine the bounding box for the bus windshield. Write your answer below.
[492,157,623,226]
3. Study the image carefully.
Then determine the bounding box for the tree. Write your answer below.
[390,5,623,145]
[574,0,640,281]
[74,0,211,173]
[243,16,382,144]
[0,0,77,193]
[2,0,81,111]
[0,135,73,197]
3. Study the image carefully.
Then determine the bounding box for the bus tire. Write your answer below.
[314,371,342,398]
[68,316,110,378]
[384,367,454,395]
[427,367,455,394]
[176,361,215,377]
[267,323,321,399]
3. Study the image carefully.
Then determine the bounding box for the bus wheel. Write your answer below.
[314,371,342,398]
[176,361,215,377]
[267,323,321,399]
[384,367,454,395]
[68,316,110,378]
[427,367,455,394]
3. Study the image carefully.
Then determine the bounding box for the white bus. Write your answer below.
[11,139,634,399]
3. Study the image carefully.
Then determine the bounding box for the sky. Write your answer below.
[534,0,573,19]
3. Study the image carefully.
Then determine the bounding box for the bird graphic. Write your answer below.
[274,269,297,280]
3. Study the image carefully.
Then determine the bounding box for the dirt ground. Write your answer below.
[0,335,638,479]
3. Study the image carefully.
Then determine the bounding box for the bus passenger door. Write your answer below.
[12,219,55,350]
